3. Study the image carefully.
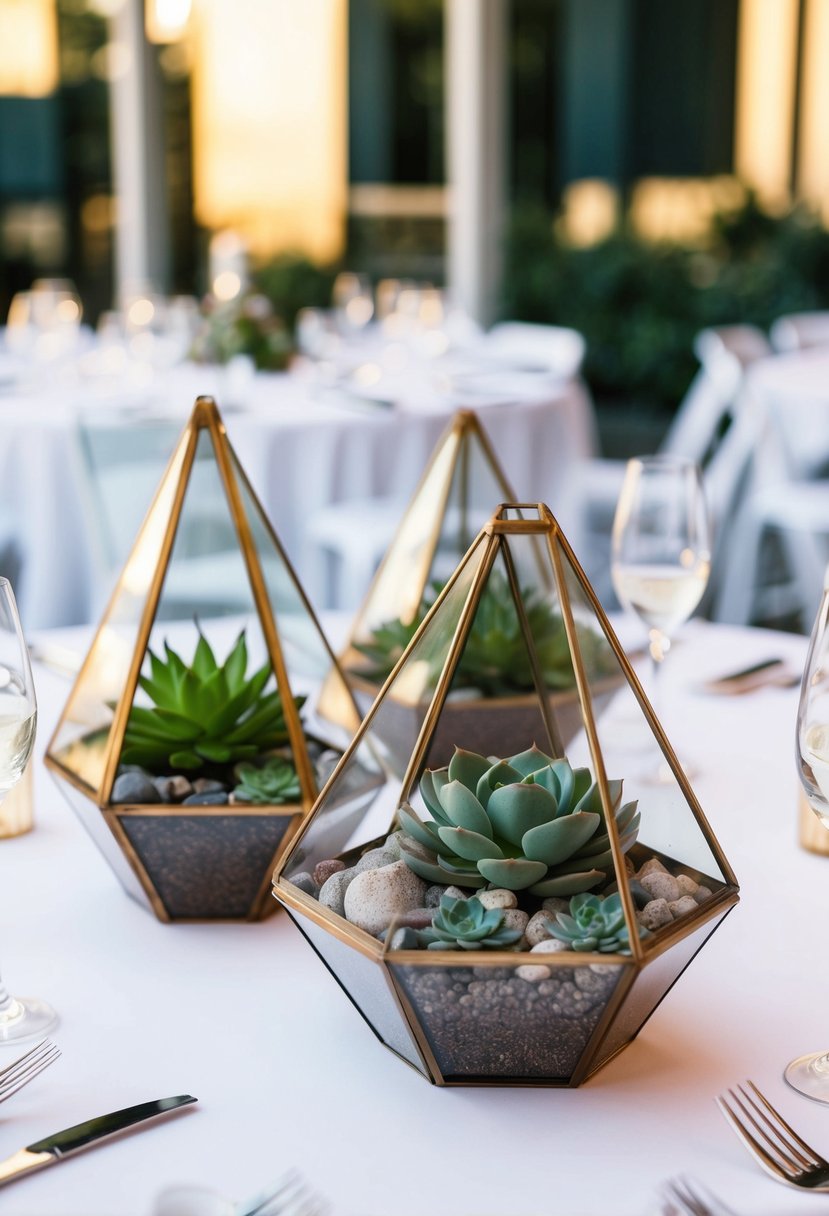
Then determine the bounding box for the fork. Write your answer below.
[716,1080,829,1190]
[237,1170,328,1216]
[0,1038,60,1105]
[661,1176,739,1215]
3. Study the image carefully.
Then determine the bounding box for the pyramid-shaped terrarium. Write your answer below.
[274,504,739,1086]
[322,411,617,774]
[46,397,361,922]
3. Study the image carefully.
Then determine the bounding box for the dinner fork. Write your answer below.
[716,1080,829,1190]
[238,1170,328,1216]
[660,1176,739,1215]
[0,1038,60,1105]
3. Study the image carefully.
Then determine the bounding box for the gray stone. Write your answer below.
[383,832,405,860]
[112,772,161,804]
[353,847,398,875]
[395,907,435,930]
[313,859,345,888]
[668,895,698,919]
[289,871,317,897]
[319,869,352,917]
[526,910,555,946]
[640,871,681,903]
[152,775,193,803]
[478,888,518,911]
[182,791,229,806]
[694,885,713,904]
[501,909,529,935]
[425,885,447,907]
[541,896,569,916]
[343,861,427,936]
[389,927,420,950]
[638,898,673,930]
[192,778,227,793]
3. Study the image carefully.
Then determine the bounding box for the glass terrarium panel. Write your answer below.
[586,908,733,1077]
[554,539,728,899]
[230,451,357,754]
[49,776,151,909]
[118,809,294,919]
[48,428,192,793]
[389,957,627,1082]
[286,904,427,1073]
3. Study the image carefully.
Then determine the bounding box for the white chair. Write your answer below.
[770,311,829,354]
[564,324,772,607]
[483,322,586,378]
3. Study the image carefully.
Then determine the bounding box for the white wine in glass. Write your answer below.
[0,578,57,1042]
[787,569,829,1100]
[611,455,711,776]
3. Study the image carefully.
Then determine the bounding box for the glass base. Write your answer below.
[0,996,58,1043]
[784,1051,829,1103]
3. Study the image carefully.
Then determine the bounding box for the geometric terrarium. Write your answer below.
[320,411,613,775]
[45,397,360,922]
[273,504,739,1085]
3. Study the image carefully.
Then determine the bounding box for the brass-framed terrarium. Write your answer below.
[274,503,739,1086]
[321,411,618,773]
[45,397,360,922]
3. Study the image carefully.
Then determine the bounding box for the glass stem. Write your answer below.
[0,976,23,1022]
[647,628,671,717]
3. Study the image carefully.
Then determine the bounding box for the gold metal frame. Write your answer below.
[45,396,358,923]
[274,502,740,1085]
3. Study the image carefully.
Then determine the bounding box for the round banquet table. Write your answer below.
[0,356,597,631]
[1,615,826,1216]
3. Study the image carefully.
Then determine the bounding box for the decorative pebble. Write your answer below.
[525,910,555,946]
[182,791,229,806]
[669,895,698,919]
[289,871,317,897]
[112,772,161,804]
[424,885,446,907]
[395,907,436,930]
[478,889,518,911]
[501,909,529,935]
[443,886,470,901]
[530,938,570,955]
[639,871,681,903]
[517,963,552,983]
[318,869,352,917]
[694,885,713,904]
[676,873,699,897]
[152,775,193,802]
[541,896,569,916]
[313,859,345,888]
[638,857,670,879]
[383,832,405,860]
[389,927,420,950]
[353,847,398,875]
[192,778,226,794]
[343,861,427,936]
[638,898,673,930]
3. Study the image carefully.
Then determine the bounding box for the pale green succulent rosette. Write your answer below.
[547,891,650,955]
[417,894,524,951]
[398,745,640,896]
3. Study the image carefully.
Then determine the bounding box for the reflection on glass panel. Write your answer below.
[49,778,150,908]
[288,905,426,1073]
[390,959,626,1081]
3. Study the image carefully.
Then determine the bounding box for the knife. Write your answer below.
[0,1094,196,1188]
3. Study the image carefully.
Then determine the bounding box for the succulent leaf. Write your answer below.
[415,894,523,951]
[485,782,556,845]
[447,747,491,790]
[232,755,301,805]
[546,891,649,954]
[438,780,494,835]
[437,825,504,862]
[521,810,601,864]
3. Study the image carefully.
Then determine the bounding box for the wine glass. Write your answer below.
[611,455,711,776]
[0,578,57,1042]
[786,571,829,1099]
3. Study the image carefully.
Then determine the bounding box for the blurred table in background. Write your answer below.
[0,352,596,629]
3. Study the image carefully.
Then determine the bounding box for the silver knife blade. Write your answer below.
[0,1094,196,1188]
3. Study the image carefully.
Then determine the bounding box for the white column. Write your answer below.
[445,0,507,328]
[109,0,169,301]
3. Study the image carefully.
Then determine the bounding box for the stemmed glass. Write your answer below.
[0,578,57,1042]
[787,571,829,1099]
[611,455,711,776]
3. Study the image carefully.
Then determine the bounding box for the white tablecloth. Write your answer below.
[2,617,824,1215]
[0,359,596,630]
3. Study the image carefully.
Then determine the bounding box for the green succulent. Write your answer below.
[232,755,301,805]
[352,573,613,697]
[417,894,524,951]
[546,891,649,955]
[398,745,639,896]
[122,629,305,774]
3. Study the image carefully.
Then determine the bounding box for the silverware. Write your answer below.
[702,658,800,695]
[237,1170,328,1216]
[661,1175,739,1215]
[716,1080,829,1190]
[0,1038,60,1105]
[0,1092,196,1188]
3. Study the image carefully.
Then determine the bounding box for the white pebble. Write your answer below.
[478,888,518,910]
[694,885,713,904]
[500,909,528,934]
[526,910,554,946]
[542,896,569,915]
[637,857,670,880]
[517,964,552,983]
[668,895,698,919]
[343,861,427,936]
[638,898,673,930]
[443,885,470,901]
[676,873,699,897]
[640,871,681,903]
[530,938,570,955]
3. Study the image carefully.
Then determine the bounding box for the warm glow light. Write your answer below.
[0,0,58,97]
[557,179,618,247]
[127,297,155,328]
[630,177,745,243]
[191,0,347,263]
[212,270,242,302]
[798,0,829,225]
[145,0,192,44]
[735,0,799,209]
